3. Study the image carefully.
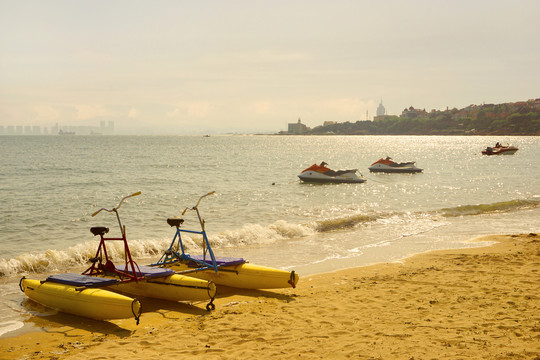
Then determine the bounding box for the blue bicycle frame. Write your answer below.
[154,192,220,273]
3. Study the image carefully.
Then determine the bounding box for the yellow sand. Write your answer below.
[1,233,539,359]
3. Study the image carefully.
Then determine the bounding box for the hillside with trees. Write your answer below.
[306,98,540,136]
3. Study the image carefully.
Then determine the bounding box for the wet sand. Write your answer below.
[1,233,539,359]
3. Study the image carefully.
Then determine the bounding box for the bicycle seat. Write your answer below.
[167,217,184,227]
[90,227,109,236]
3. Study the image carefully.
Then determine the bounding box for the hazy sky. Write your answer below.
[1,1,539,134]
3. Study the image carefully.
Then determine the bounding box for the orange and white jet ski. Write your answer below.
[298,162,366,183]
[369,157,423,173]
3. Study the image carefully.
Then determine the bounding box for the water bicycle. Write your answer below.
[153,191,299,289]
[20,192,216,322]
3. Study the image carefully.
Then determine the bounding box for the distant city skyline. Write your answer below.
[1,1,539,135]
[0,121,114,135]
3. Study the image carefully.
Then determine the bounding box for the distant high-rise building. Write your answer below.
[1,121,114,135]
[376,100,386,116]
[374,99,395,122]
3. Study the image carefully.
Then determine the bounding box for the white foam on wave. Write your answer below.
[350,239,394,253]
[0,241,97,277]
[209,220,316,247]
[0,212,446,277]
[309,251,359,265]
[0,320,24,337]
[0,211,445,277]
[1,220,314,276]
[0,237,172,277]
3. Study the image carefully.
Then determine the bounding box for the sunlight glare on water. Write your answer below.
[0,135,539,336]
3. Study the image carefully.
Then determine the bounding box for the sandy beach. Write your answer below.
[1,233,539,360]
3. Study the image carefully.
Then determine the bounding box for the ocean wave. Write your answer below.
[0,238,171,278]
[211,220,316,247]
[0,321,24,337]
[0,220,317,277]
[315,213,384,232]
[2,198,537,277]
[439,199,540,217]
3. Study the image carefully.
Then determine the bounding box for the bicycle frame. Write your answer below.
[155,191,220,273]
[83,192,144,282]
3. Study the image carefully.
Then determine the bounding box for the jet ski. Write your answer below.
[482,143,518,155]
[368,157,423,173]
[298,162,366,183]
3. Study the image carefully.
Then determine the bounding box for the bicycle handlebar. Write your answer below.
[92,191,142,217]
[181,191,215,215]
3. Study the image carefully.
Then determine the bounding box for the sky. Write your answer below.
[1,0,539,134]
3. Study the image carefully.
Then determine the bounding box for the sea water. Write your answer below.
[1,135,539,337]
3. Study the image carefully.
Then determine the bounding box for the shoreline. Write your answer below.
[1,233,539,359]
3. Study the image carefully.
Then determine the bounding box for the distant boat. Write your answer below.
[58,130,75,135]
[482,143,518,155]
